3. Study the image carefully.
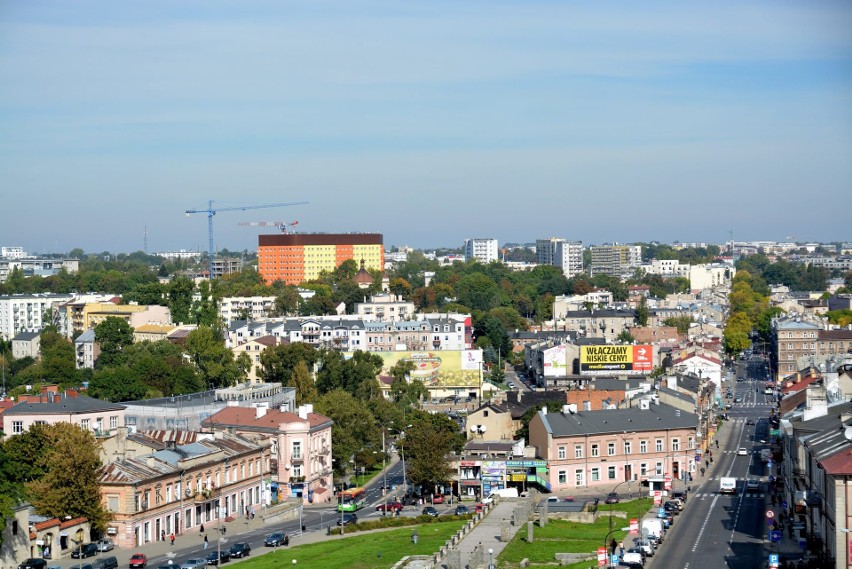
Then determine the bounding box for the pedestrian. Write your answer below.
[250,507,255,520]
[170,533,175,545]
[161,530,165,542]
[610,538,617,555]
[716,440,719,449]
[709,450,713,459]
[619,541,624,556]
[200,523,205,533]
[203,535,208,550]
[700,467,705,477]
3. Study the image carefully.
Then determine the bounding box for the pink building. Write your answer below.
[2,388,126,439]
[203,403,334,504]
[529,402,698,492]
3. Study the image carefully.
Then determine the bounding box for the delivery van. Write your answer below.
[719,477,737,494]
[641,517,664,544]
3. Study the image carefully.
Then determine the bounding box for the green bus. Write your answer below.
[337,487,367,512]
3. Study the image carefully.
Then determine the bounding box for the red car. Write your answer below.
[376,501,404,512]
[431,494,445,504]
[129,553,147,568]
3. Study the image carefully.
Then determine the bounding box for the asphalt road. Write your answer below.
[646,377,776,569]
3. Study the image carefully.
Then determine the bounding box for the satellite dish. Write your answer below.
[479,425,487,433]
[470,425,478,432]
[844,426,852,441]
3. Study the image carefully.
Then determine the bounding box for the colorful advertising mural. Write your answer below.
[361,349,483,388]
[580,345,654,375]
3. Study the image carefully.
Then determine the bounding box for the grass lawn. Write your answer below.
[498,497,654,568]
[233,519,466,569]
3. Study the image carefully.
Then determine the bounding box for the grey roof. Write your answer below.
[75,328,96,343]
[12,331,40,342]
[540,403,697,437]
[658,387,695,404]
[592,378,649,391]
[4,393,126,415]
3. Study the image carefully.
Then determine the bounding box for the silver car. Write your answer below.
[180,559,207,569]
[95,539,114,552]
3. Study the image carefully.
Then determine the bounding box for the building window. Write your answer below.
[591,444,599,457]
[293,441,302,460]
[639,440,647,454]
[574,445,583,459]
[688,437,694,450]
[672,439,680,451]
[640,463,648,476]
[624,441,632,455]
[591,468,600,482]
[575,470,584,486]
[81,419,90,430]
[608,466,616,480]
[655,462,663,475]
[607,443,615,456]
[12,421,23,434]
[110,415,118,429]
[558,446,566,460]
[558,471,567,484]
[656,439,664,452]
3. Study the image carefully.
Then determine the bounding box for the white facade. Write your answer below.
[219,296,276,324]
[689,263,735,291]
[464,238,499,263]
[536,238,583,278]
[0,247,26,259]
[155,249,203,260]
[0,293,75,341]
[354,293,416,322]
[0,258,79,283]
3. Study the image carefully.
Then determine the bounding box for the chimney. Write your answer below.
[256,404,268,419]
[562,404,571,414]
[542,406,548,416]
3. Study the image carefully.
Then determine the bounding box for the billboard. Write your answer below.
[361,349,483,388]
[542,344,568,377]
[580,345,653,375]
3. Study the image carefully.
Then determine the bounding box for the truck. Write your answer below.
[482,487,519,503]
[719,477,737,494]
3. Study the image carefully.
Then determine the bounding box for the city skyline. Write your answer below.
[2,1,851,254]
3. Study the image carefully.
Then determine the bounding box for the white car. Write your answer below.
[746,479,760,490]
[623,549,645,565]
[737,447,748,456]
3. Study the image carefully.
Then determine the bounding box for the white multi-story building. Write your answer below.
[354,292,416,322]
[536,238,583,278]
[219,296,276,325]
[155,249,203,260]
[0,258,80,283]
[464,238,499,264]
[0,247,26,259]
[0,293,75,341]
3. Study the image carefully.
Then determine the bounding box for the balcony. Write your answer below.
[290,454,304,464]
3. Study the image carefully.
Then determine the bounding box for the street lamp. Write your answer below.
[604,527,631,568]
[488,547,494,569]
[217,459,228,567]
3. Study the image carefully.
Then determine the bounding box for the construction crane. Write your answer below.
[238,220,299,234]
[185,200,307,278]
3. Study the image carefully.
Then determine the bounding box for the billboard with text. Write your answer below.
[355,349,483,388]
[580,345,653,375]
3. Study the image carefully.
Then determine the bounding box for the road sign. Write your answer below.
[769,530,782,543]
[766,509,775,519]
[597,547,607,567]
[658,507,666,517]
[769,553,779,568]
[629,518,639,534]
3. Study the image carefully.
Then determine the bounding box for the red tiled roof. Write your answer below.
[781,375,821,394]
[672,353,722,366]
[821,448,852,475]
[204,406,331,431]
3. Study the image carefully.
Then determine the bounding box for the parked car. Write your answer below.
[70,564,94,569]
[454,504,469,515]
[19,560,48,569]
[617,561,644,569]
[205,550,230,566]
[72,544,99,559]
[92,556,118,569]
[746,479,760,491]
[663,501,679,515]
[431,494,444,504]
[421,506,439,517]
[95,539,115,552]
[633,537,655,557]
[622,549,645,565]
[605,492,620,504]
[376,501,404,512]
[179,558,206,569]
[474,503,486,513]
[228,543,251,558]
[129,554,147,569]
[264,532,289,547]
[737,447,748,456]
[746,418,755,425]
[671,490,687,504]
[337,513,358,526]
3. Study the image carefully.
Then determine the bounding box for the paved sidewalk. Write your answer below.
[455,500,524,569]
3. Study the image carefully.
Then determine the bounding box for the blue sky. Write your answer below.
[1,1,851,255]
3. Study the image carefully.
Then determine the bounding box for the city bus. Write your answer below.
[337,487,367,512]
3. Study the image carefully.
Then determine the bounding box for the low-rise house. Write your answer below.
[529,402,699,492]
[1,388,125,439]
[230,335,289,383]
[11,331,40,360]
[74,328,99,369]
[466,403,514,440]
[98,432,271,549]
[202,404,334,504]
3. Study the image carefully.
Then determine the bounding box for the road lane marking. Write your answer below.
[690,492,720,552]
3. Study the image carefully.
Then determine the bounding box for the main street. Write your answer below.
[647,377,778,569]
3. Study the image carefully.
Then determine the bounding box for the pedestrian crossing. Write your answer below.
[693,492,766,499]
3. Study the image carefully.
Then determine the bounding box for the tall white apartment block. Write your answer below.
[1,247,26,259]
[0,293,75,340]
[464,238,499,263]
[536,238,583,278]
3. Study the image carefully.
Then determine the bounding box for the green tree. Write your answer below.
[290,360,317,405]
[636,299,649,327]
[168,276,195,324]
[314,389,379,475]
[39,331,80,387]
[403,413,465,493]
[193,280,222,327]
[616,329,635,343]
[723,312,752,357]
[94,317,134,368]
[662,315,693,334]
[26,423,111,533]
[185,326,240,388]
[259,343,319,385]
[88,367,149,402]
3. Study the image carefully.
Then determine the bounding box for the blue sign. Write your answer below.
[769,553,779,564]
[658,507,665,516]
[610,554,619,565]
[782,500,788,510]
[769,531,782,543]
